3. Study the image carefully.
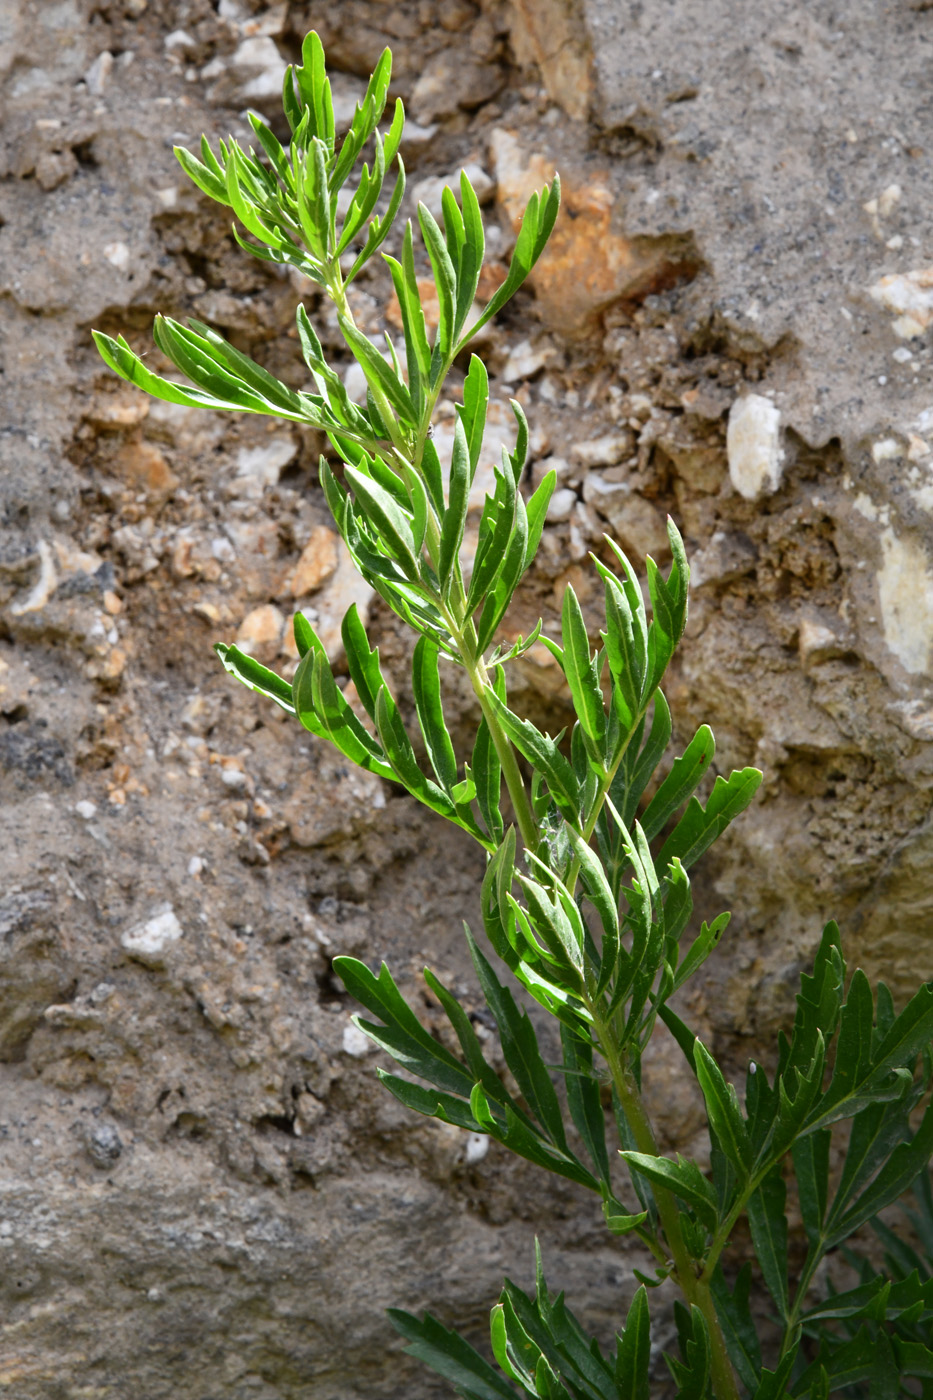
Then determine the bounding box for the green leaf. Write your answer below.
[710,1264,762,1395]
[615,1287,651,1400]
[458,177,561,350]
[388,1310,519,1400]
[673,913,729,994]
[640,725,714,842]
[827,1099,933,1246]
[344,463,421,578]
[384,224,431,414]
[411,637,458,793]
[619,1152,719,1230]
[466,928,571,1152]
[174,140,229,204]
[339,315,415,426]
[791,1129,831,1246]
[418,201,457,366]
[484,691,581,825]
[466,458,517,612]
[438,416,471,589]
[473,715,504,845]
[560,1024,610,1184]
[746,1167,789,1319]
[694,1041,751,1177]
[806,977,933,1132]
[295,30,336,150]
[214,642,295,715]
[457,354,489,480]
[656,768,763,875]
[334,957,473,1089]
[455,171,485,337]
[293,646,394,778]
[561,585,606,749]
[666,1303,711,1399]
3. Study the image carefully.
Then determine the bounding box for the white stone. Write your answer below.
[342,1022,372,1057]
[572,434,631,468]
[877,527,933,675]
[187,856,204,876]
[870,268,933,339]
[103,242,130,271]
[75,800,97,820]
[85,51,113,96]
[500,338,554,384]
[235,435,296,496]
[464,1132,489,1164]
[164,30,196,50]
[232,36,280,68]
[546,487,577,522]
[10,540,57,615]
[872,438,902,463]
[121,906,183,962]
[727,394,783,499]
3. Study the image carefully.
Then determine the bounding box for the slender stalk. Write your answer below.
[593,1011,741,1400]
[468,657,539,854]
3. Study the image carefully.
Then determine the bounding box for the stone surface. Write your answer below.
[2,0,933,1395]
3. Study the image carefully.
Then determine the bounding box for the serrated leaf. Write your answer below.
[389,1309,519,1400]
[615,1287,651,1400]
[656,768,763,875]
[694,1041,751,1177]
[747,1167,789,1319]
[640,725,715,842]
[620,1152,719,1230]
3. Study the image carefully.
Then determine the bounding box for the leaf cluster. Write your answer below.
[95,29,933,1400]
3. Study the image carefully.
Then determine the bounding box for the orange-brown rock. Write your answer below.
[236,604,285,663]
[113,441,178,499]
[490,129,697,336]
[288,526,340,597]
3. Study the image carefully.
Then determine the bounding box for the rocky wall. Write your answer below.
[1,0,932,1395]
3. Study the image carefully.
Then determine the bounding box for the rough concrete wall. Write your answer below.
[0,0,931,1395]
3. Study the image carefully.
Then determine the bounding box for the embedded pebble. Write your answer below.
[726,395,784,499]
[121,905,183,963]
[75,800,98,820]
[870,268,933,339]
[87,1122,123,1170]
[546,487,577,522]
[342,1022,372,1058]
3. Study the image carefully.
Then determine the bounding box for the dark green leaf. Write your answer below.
[615,1287,651,1400]
[656,768,763,875]
[694,1041,751,1177]
[619,1151,719,1230]
[389,1309,519,1400]
[560,1024,610,1184]
[747,1167,789,1319]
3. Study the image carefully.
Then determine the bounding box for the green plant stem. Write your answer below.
[593,1011,741,1400]
[470,658,539,854]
